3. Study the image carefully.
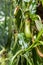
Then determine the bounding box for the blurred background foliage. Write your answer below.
[0,0,43,65]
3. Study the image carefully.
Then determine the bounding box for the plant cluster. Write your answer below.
[0,0,43,65]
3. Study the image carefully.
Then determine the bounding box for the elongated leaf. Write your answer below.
[35,20,43,31]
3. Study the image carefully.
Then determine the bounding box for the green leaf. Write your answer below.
[35,15,43,31]
[41,0,43,6]
[23,0,30,2]
[35,20,42,31]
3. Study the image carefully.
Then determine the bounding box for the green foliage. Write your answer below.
[0,0,43,65]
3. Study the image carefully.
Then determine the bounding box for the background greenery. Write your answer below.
[0,0,43,65]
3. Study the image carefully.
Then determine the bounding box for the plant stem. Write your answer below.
[10,29,43,65]
[10,49,23,65]
[25,29,43,52]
